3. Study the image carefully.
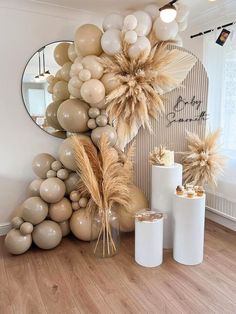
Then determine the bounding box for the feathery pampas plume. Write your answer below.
[101,39,197,149]
[149,145,167,166]
[183,129,225,186]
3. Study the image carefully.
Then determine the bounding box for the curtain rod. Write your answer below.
[190,21,236,39]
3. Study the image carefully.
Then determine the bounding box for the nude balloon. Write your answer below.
[57,99,89,133]
[65,172,80,194]
[80,79,105,105]
[32,153,55,179]
[22,197,48,225]
[101,73,120,94]
[60,62,72,82]
[68,78,83,98]
[68,43,77,62]
[91,125,117,147]
[11,216,24,229]
[52,81,70,101]
[32,220,62,250]
[46,100,64,130]
[40,178,66,204]
[28,179,44,197]
[74,24,103,57]
[54,42,71,66]
[49,198,72,222]
[59,220,71,237]
[70,209,98,241]
[5,229,32,255]
[20,222,34,235]
[81,55,104,79]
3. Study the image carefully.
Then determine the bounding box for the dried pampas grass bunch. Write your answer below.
[183,129,225,186]
[149,145,167,166]
[101,39,197,149]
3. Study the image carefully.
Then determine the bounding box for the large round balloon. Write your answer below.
[22,196,48,225]
[57,99,89,133]
[28,179,44,197]
[68,43,77,62]
[58,135,92,171]
[80,79,105,105]
[5,229,32,255]
[52,81,70,102]
[128,36,151,59]
[40,178,66,203]
[91,125,117,147]
[101,29,122,56]
[154,18,179,41]
[32,153,55,179]
[70,209,98,241]
[101,73,121,94]
[114,185,148,232]
[54,42,71,66]
[102,13,124,31]
[46,100,64,130]
[64,172,80,194]
[49,198,72,222]
[60,62,72,82]
[32,220,62,250]
[133,11,152,36]
[81,55,104,79]
[74,24,103,57]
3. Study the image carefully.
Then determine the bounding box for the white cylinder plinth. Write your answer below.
[173,194,206,265]
[135,213,163,268]
[151,163,182,249]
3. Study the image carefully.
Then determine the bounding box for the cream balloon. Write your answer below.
[68,43,77,62]
[49,198,72,222]
[101,29,122,56]
[78,197,88,208]
[144,4,160,21]
[32,220,62,250]
[32,153,55,179]
[88,107,100,119]
[133,11,152,36]
[90,98,107,109]
[154,18,179,41]
[52,81,70,101]
[51,160,63,172]
[28,179,44,197]
[5,229,32,255]
[101,73,120,94]
[61,62,72,82]
[57,169,69,181]
[59,220,70,237]
[125,30,138,44]
[70,62,83,77]
[103,13,124,31]
[64,172,80,194]
[57,99,89,133]
[123,15,138,31]
[79,69,91,82]
[81,55,104,79]
[91,125,117,147]
[96,115,108,127]
[128,36,151,59]
[46,100,64,130]
[22,197,48,225]
[69,76,83,89]
[70,190,80,202]
[80,79,105,105]
[54,42,71,66]
[176,4,190,23]
[68,79,82,98]
[55,69,62,79]
[74,24,103,57]
[40,178,66,204]
[20,222,34,235]
[87,119,97,129]
[47,170,57,178]
[70,209,98,241]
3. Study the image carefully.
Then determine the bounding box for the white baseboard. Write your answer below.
[206,209,236,231]
[0,223,11,236]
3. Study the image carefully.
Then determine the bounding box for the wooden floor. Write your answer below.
[0,219,236,314]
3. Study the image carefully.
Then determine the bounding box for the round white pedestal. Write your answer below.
[135,213,163,268]
[151,163,182,249]
[173,194,206,265]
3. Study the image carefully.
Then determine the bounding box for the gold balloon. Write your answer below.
[59,220,71,237]
[32,153,55,179]
[22,197,48,225]
[74,24,103,57]
[5,229,32,255]
[114,185,149,232]
[40,178,66,204]
[81,55,104,79]
[80,79,105,105]
[54,42,71,66]
[101,73,120,94]
[91,125,117,147]
[60,62,72,82]
[68,43,77,62]
[28,179,44,197]
[52,81,70,102]
[49,197,72,222]
[32,220,62,250]
[70,209,98,241]
[57,99,89,133]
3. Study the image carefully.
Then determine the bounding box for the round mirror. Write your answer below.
[21,40,74,138]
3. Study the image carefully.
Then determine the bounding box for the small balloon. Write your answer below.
[57,168,69,180]
[28,179,44,197]
[11,216,24,229]
[20,222,34,235]
[72,202,80,211]
[70,190,80,202]
[81,55,104,79]
[70,209,97,241]
[128,36,151,59]
[125,30,138,44]
[47,170,57,178]
[52,81,70,102]
[32,153,55,179]
[5,229,32,255]
[80,79,105,105]
[64,172,80,194]
[123,15,138,31]
[87,119,97,130]
[133,11,152,36]
[79,69,92,82]
[88,107,100,119]
[101,29,122,56]
[68,79,82,98]
[91,125,117,147]
[51,160,63,172]
[70,62,83,77]
[96,115,108,127]
[78,197,88,208]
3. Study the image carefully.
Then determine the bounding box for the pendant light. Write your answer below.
[34,51,41,82]
[42,48,51,77]
[159,0,178,23]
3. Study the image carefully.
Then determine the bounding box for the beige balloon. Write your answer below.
[54,42,71,66]
[20,222,34,235]
[72,202,80,211]
[68,43,77,62]
[64,172,80,194]
[70,190,80,202]
[5,229,32,255]
[47,170,57,178]
[32,220,62,250]
[58,135,92,171]
[40,178,66,204]
[53,81,70,102]
[49,197,72,222]
[78,197,88,208]
[68,80,82,99]
[11,216,24,229]
[57,99,89,133]
[101,73,121,95]
[88,107,100,119]
[22,197,48,225]
[51,160,63,172]
[96,115,108,127]
[74,24,103,57]
[87,119,97,130]
[28,179,44,197]
[89,98,107,109]
[81,55,104,79]
[57,168,69,180]
[46,100,64,130]
[70,209,98,241]
[61,62,72,82]
[59,220,71,237]
[91,125,117,147]
[80,79,105,105]
[114,185,149,232]
[32,153,55,179]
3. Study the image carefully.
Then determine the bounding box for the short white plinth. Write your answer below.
[151,163,183,249]
[173,194,206,265]
[135,212,163,268]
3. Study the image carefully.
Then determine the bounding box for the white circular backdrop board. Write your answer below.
[128,47,209,199]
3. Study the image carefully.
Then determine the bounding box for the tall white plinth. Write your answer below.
[173,194,206,265]
[151,163,182,249]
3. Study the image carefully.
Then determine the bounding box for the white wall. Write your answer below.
[0,0,103,224]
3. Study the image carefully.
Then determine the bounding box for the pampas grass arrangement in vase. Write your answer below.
[72,135,134,258]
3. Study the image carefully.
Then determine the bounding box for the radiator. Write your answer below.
[206,192,236,222]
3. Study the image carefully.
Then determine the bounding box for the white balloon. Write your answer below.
[174,34,183,47]
[144,4,160,21]
[103,13,124,31]
[176,4,190,23]
[178,19,188,32]
[128,36,151,59]
[70,63,83,77]
[154,18,179,41]
[133,11,152,37]
[123,15,138,31]
[125,30,138,44]
[101,29,122,56]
